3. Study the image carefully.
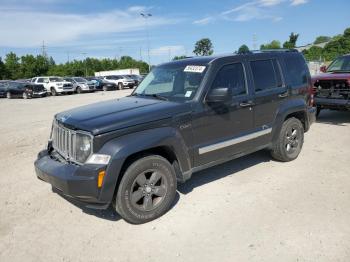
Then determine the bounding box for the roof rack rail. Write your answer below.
[237,49,299,55]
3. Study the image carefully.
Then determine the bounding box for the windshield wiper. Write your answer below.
[131,93,168,101]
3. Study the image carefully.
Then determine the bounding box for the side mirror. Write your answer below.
[206,87,231,103]
[320,65,327,73]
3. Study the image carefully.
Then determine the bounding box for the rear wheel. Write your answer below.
[103,86,108,91]
[6,92,12,99]
[51,87,57,96]
[271,117,304,162]
[114,155,177,224]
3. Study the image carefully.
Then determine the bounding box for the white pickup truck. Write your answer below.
[103,75,135,90]
[31,76,75,96]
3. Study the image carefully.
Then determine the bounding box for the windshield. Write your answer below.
[133,64,207,102]
[49,77,64,82]
[74,77,87,82]
[327,56,350,72]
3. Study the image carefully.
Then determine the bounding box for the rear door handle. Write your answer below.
[239,101,255,107]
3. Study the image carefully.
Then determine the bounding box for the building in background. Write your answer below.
[95,68,140,77]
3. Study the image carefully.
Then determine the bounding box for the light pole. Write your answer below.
[140,13,152,72]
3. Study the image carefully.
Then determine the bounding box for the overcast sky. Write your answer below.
[0,0,349,65]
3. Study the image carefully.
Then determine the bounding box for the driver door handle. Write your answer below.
[239,101,255,108]
[279,92,289,98]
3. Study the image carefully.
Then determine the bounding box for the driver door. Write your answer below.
[192,62,255,166]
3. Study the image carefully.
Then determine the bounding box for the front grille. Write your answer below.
[315,79,350,99]
[51,120,76,162]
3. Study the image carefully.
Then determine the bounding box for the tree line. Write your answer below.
[0,54,149,80]
[2,27,350,80]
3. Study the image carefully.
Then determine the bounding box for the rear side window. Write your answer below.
[284,55,308,87]
[250,59,282,92]
[211,63,247,96]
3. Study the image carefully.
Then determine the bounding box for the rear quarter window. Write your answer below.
[284,54,309,88]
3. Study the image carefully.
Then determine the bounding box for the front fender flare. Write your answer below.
[97,127,191,203]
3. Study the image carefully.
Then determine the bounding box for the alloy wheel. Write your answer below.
[130,169,167,212]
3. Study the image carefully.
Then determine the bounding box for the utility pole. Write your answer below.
[253,34,257,50]
[140,13,152,72]
[82,52,87,77]
[41,40,47,57]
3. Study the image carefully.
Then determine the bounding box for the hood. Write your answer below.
[312,72,350,82]
[55,97,189,135]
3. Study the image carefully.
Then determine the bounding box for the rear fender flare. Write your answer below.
[272,98,307,144]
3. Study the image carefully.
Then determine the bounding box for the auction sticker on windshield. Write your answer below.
[184,65,206,73]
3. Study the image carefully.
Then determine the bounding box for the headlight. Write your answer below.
[75,133,92,163]
[57,83,63,86]
[86,154,111,165]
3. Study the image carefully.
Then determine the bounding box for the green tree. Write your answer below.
[237,44,250,54]
[173,55,187,61]
[302,46,324,61]
[283,32,299,49]
[20,54,37,78]
[5,52,21,79]
[314,36,331,44]
[193,38,214,56]
[260,40,281,50]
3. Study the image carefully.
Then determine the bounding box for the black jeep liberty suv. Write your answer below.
[35,50,316,224]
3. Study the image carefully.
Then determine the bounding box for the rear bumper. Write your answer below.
[34,150,110,209]
[315,97,350,110]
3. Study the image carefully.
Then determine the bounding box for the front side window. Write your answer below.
[134,64,207,102]
[37,78,44,83]
[250,59,279,92]
[49,77,63,82]
[211,63,247,96]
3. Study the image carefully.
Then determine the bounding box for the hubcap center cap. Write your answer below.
[145,186,152,193]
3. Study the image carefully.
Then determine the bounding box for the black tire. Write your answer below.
[129,85,134,89]
[316,106,321,117]
[76,87,82,94]
[114,155,177,224]
[51,87,57,96]
[270,117,304,162]
[117,83,122,90]
[6,92,12,99]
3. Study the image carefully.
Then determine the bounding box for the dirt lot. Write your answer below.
[0,91,349,262]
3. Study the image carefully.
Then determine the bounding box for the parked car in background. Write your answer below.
[313,54,350,116]
[64,77,95,94]
[31,77,74,96]
[5,81,47,99]
[103,75,135,90]
[126,74,143,86]
[85,77,118,91]
[0,82,9,98]
[35,50,316,224]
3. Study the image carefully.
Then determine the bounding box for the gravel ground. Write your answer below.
[0,90,349,262]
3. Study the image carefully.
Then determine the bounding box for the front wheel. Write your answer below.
[76,87,82,94]
[51,87,57,96]
[6,92,12,99]
[270,117,304,162]
[117,83,122,90]
[316,106,322,117]
[114,155,177,224]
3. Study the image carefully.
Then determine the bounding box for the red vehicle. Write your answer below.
[312,54,350,116]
